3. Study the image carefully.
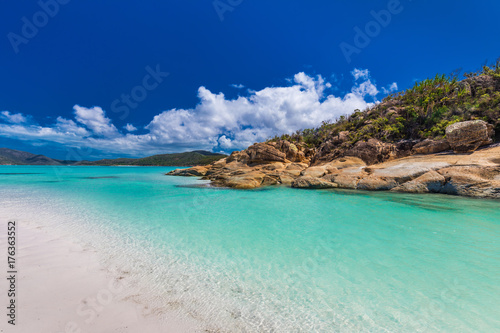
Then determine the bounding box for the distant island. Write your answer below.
[169,60,500,199]
[0,148,226,167]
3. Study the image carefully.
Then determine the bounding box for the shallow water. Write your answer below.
[1,165,499,332]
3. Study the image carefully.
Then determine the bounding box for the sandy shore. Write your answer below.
[0,220,200,333]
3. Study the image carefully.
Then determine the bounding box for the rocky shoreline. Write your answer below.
[167,120,500,199]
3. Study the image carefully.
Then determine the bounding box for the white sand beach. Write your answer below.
[0,221,200,333]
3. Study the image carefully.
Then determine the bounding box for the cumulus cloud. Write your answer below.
[1,111,28,124]
[382,82,399,94]
[0,70,396,157]
[73,105,119,137]
[351,68,370,81]
[124,123,138,132]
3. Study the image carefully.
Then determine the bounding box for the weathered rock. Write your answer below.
[301,166,328,178]
[467,75,500,94]
[283,169,302,177]
[437,166,500,198]
[260,163,286,171]
[345,138,395,165]
[412,139,451,155]
[275,140,307,163]
[322,157,366,170]
[226,151,249,164]
[445,120,494,153]
[357,175,398,191]
[392,171,446,193]
[366,161,448,184]
[286,162,309,170]
[246,143,287,163]
[166,137,500,198]
[211,158,227,169]
[225,171,267,189]
[284,163,308,176]
[395,140,419,158]
[262,174,281,186]
[322,167,367,189]
[292,176,338,189]
[313,132,350,163]
[331,131,350,145]
[166,166,208,177]
[278,174,296,186]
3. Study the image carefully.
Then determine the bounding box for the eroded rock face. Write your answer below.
[166,140,500,199]
[437,166,500,197]
[392,170,446,193]
[357,175,398,191]
[225,171,267,189]
[412,139,451,155]
[274,140,307,163]
[227,151,249,164]
[445,120,494,153]
[246,143,287,164]
[166,166,208,177]
[301,166,328,178]
[467,75,500,94]
[291,176,338,189]
[345,138,394,165]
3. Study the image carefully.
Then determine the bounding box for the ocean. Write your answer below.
[1,165,499,332]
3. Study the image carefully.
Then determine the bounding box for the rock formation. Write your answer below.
[445,120,494,153]
[167,121,499,199]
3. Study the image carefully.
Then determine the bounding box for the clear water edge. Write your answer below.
[0,166,499,332]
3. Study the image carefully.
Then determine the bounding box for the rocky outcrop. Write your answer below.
[412,139,451,155]
[246,143,287,164]
[445,120,494,153]
[291,176,338,189]
[167,166,209,177]
[301,166,328,178]
[345,138,394,165]
[437,166,500,198]
[224,171,268,189]
[273,140,307,163]
[392,171,447,193]
[167,122,499,199]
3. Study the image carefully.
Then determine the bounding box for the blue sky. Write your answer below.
[0,0,499,160]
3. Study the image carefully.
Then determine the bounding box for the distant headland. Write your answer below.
[0,148,226,167]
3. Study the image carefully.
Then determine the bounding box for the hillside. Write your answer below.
[75,151,227,166]
[0,148,226,166]
[269,60,500,156]
[0,148,73,165]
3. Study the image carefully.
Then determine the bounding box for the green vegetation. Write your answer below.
[77,151,227,166]
[269,59,500,148]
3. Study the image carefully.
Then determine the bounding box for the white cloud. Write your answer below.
[124,123,138,132]
[382,82,398,94]
[218,135,233,149]
[73,105,119,137]
[231,84,245,89]
[0,111,28,124]
[0,70,394,156]
[351,68,370,81]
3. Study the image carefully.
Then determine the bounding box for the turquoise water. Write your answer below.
[1,166,499,332]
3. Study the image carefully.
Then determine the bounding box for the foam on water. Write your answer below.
[1,166,500,332]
